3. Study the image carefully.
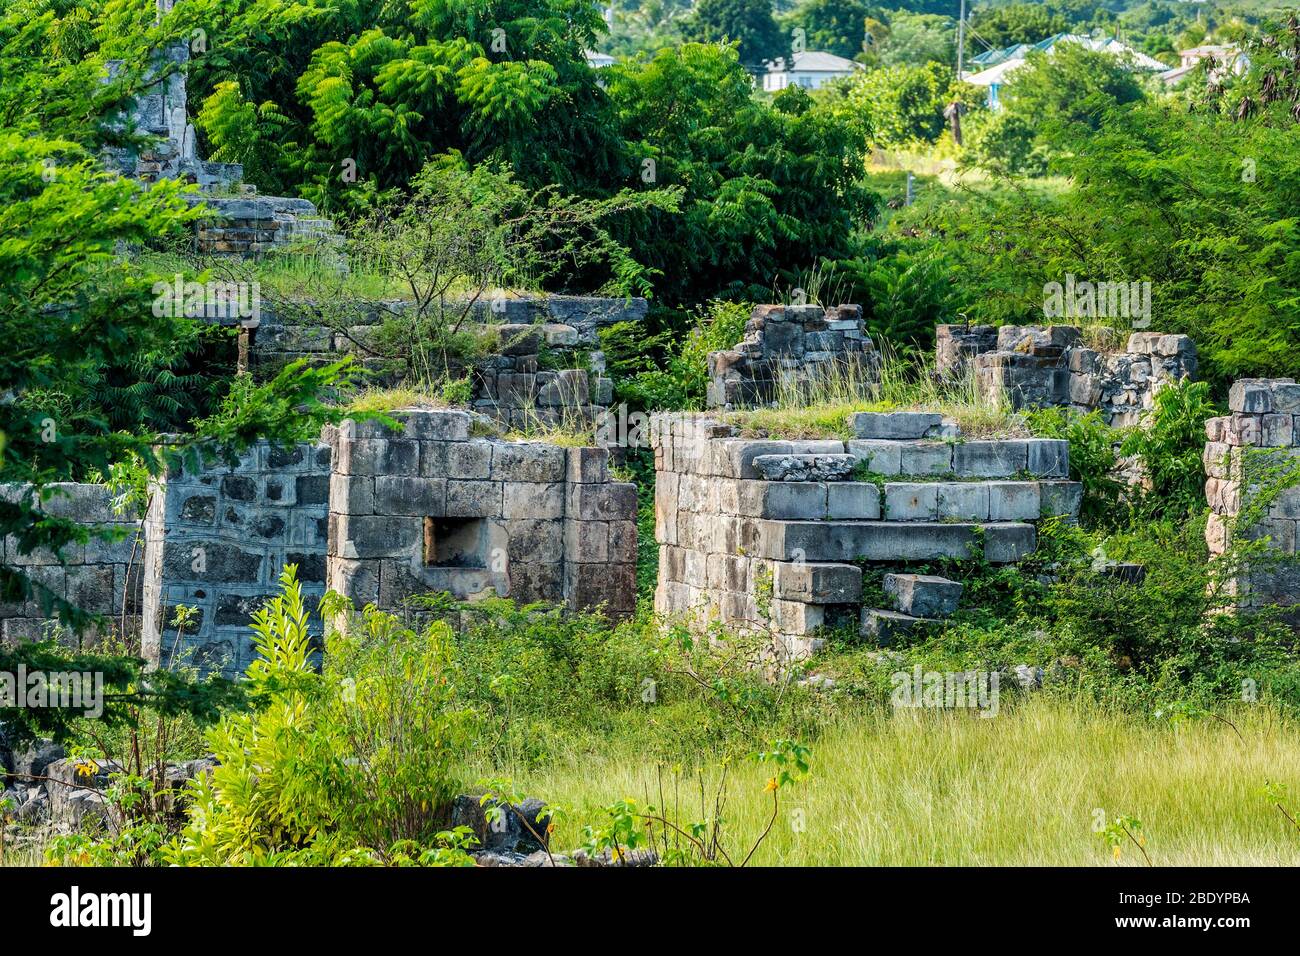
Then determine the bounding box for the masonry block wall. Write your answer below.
[706,304,879,409]
[325,409,637,625]
[0,484,143,646]
[651,412,1081,655]
[140,442,332,676]
[1204,378,1300,616]
[936,325,1197,427]
[250,295,637,427]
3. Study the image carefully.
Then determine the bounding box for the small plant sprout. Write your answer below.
[1098,814,1150,866]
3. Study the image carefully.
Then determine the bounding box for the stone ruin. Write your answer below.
[106,0,333,256]
[0,485,142,647]
[651,411,1081,656]
[133,409,636,676]
[248,294,641,430]
[1204,378,1300,620]
[936,325,1197,427]
[706,304,879,409]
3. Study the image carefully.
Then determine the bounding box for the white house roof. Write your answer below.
[964,34,1164,86]
[965,58,1030,87]
[765,50,862,74]
[585,50,616,68]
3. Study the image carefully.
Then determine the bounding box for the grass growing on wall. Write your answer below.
[723,346,1022,440]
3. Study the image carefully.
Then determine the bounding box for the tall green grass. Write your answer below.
[726,343,1020,440]
[501,697,1300,866]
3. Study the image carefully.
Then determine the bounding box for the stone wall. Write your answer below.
[651,412,1081,656]
[250,295,638,427]
[1204,378,1300,617]
[140,442,332,675]
[190,196,335,258]
[0,485,143,647]
[325,409,637,625]
[935,325,1197,427]
[706,304,879,409]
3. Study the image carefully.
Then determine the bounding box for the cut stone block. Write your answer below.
[847,440,902,475]
[883,573,963,617]
[884,483,938,520]
[987,481,1041,520]
[773,562,863,604]
[953,441,1028,478]
[861,608,928,644]
[734,481,828,519]
[1025,439,1069,477]
[935,482,990,521]
[1039,481,1084,519]
[982,522,1037,563]
[771,599,825,636]
[758,520,1033,563]
[850,412,943,440]
[827,482,881,520]
[898,442,953,476]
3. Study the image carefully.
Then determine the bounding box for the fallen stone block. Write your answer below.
[861,608,929,644]
[883,573,963,617]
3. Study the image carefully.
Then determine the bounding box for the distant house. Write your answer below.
[762,50,862,92]
[585,50,616,69]
[964,33,1166,110]
[1160,45,1249,85]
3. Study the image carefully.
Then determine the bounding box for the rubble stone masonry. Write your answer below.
[1204,378,1300,617]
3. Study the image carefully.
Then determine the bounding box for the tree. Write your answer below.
[173,0,629,210]
[605,43,875,304]
[879,12,955,68]
[969,3,1070,48]
[829,61,952,146]
[683,0,789,70]
[1001,44,1146,139]
[780,0,872,60]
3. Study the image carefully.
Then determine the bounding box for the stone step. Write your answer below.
[883,573,963,617]
[758,520,1036,564]
[861,608,931,644]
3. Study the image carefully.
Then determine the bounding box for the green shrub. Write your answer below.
[1120,379,1218,523]
[167,568,475,865]
[1023,406,1125,525]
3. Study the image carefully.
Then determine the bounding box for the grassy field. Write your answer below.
[503,698,1300,866]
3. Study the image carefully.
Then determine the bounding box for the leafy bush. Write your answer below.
[1120,379,1218,523]
[602,300,749,410]
[167,568,475,865]
[1024,406,1125,525]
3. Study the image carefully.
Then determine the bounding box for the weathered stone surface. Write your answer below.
[953,441,1028,478]
[751,453,856,482]
[861,608,928,644]
[883,573,963,617]
[851,412,943,440]
[774,562,862,604]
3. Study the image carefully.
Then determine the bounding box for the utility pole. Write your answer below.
[957,0,967,78]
